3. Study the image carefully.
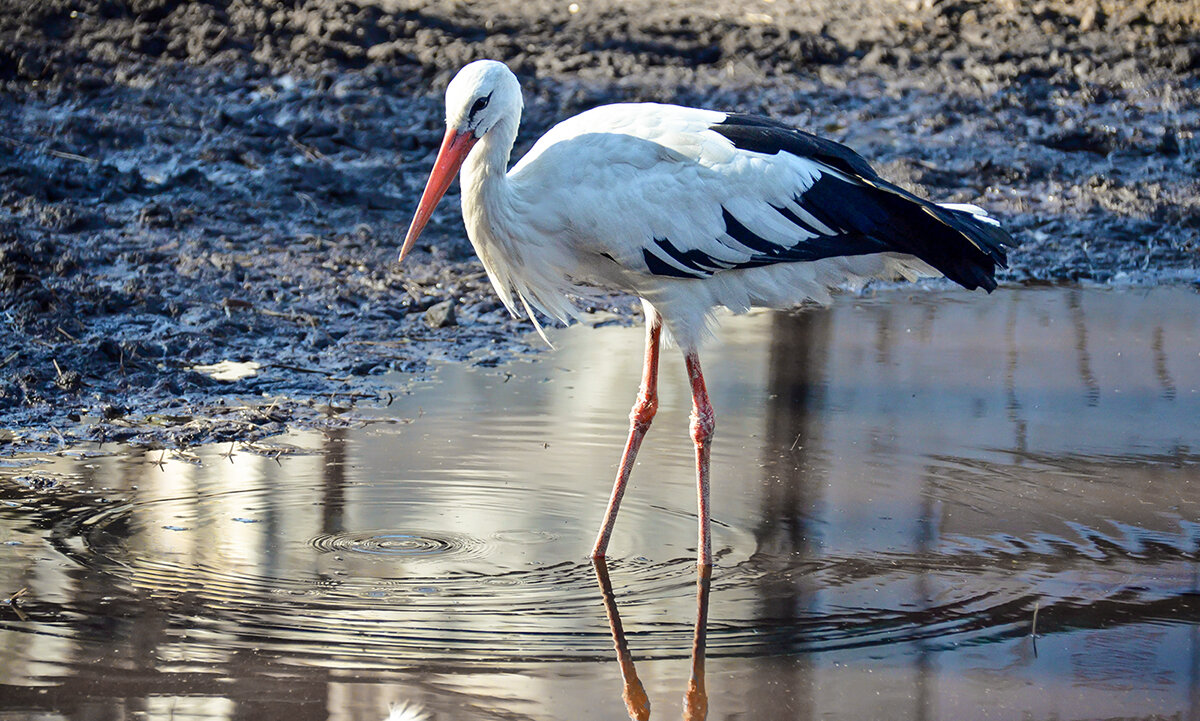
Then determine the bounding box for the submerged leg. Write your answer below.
[592,558,651,721]
[684,563,712,721]
[685,351,715,567]
[592,309,663,559]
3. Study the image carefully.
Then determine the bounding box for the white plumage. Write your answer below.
[401,60,1013,566]
[501,103,908,344]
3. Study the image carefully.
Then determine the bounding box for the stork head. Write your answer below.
[400,60,523,262]
[444,60,523,140]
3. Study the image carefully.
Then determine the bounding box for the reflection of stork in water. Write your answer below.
[592,560,712,720]
[403,59,1012,566]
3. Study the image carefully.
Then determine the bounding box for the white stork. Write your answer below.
[401,60,1013,567]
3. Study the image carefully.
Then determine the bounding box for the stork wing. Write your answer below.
[517,107,1012,292]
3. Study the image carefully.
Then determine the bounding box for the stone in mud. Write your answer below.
[54,368,82,392]
[101,404,129,420]
[137,203,178,228]
[423,299,457,329]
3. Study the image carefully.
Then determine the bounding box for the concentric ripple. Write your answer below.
[309,529,485,559]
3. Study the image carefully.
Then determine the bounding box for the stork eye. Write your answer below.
[469,95,490,118]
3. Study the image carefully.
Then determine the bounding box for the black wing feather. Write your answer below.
[709,114,1015,291]
[713,114,881,180]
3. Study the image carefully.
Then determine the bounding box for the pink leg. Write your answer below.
[592,311,662,559]
[684,563,712,720]
[685,352,715,567]
[592,559,652,720]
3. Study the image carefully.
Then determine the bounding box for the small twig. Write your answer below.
[326,390,373,399]
[271,363,328,375]
[0,133,97,164]
[790,433,803,451]
[4,587,29,622]
[0,351,19,369]
[47,148,97,164]
[258,308,318,325]
[343,339,410,347]
[1030,601,1041,658]
[294,191,318,211]
[56,326,77,342]
[247,399,282,423]
[288,135,326,161]
[151,450,168,472]
[52,358,65,381]
[219,442,237,463]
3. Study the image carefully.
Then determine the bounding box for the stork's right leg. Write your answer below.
[684,351,715,567]
[592,308,662,559]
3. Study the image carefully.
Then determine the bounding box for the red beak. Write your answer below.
[399,128,478,263]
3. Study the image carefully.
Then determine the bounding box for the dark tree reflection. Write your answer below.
[755,308,832,561]
[745,307,833,719]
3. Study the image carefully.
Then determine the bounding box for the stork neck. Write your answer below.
[461,115,519,215]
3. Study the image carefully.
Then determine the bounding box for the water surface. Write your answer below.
[2,286,1199,720]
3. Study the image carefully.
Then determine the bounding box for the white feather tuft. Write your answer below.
[519,292,555,348]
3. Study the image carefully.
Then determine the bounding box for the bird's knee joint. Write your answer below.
[630,394,658,429]
[689,409,715,444]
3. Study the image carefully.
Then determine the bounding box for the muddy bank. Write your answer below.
[1,0,1197,452]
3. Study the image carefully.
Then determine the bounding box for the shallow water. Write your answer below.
[2,285,1200,720]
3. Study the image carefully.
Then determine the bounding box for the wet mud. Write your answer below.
[1,0,1198,450]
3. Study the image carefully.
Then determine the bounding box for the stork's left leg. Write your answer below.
[592,310,662,560]
[685,351,715,567]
